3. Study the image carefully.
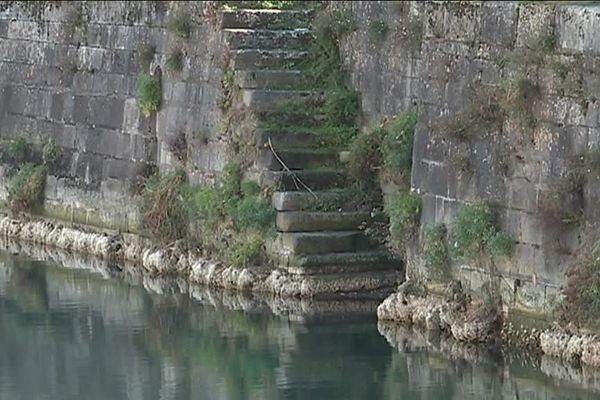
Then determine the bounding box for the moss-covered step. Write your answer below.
[220,9,315,30]
[231,49,308,70]
[257,148,338,170]
[271,189,373,211]
[235,70,307,89]
[242,89,323,112]
[276,211,371,232]
[261,168,346,191]
[275,231,373,254]
[223,28,312,50]
[276,249,402,275]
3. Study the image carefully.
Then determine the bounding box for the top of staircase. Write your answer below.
[220,8,315,30]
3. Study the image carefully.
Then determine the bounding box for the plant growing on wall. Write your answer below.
[8,163,47,213]
[166,48,185,72]
[423,223,450,281]
[450,203,513,260]
[388,191,422,250]
[167,9,192,39]
[136,73,162,117]
[368,20,388,44]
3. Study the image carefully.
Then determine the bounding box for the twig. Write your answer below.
[267,137,319,199]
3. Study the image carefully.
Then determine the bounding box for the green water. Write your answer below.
[0,250,599,400]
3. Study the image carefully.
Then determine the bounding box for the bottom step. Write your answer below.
[276,250,402,275]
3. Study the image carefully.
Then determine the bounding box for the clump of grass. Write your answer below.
[388,191,422,249]
[233,197,275,232]
[423,223,450,281]
[538,173,584,227]
[368,20,388,44]
[8,163,47,213]
[347,128,384,187]
[450,203,514,260]
[167,9,192,39]
[136,43,156,70]
[166,48,184,72]
[42,138,60,168]
[136,73,162,117]
[130,162,158,196]
[225,231,264,268]
[141,171,188,242]
[218,161,242,215]
[381,112,417,186]
[0,134,30,166]
[241,180,261,197]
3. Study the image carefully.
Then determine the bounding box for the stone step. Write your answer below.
[275,231,373,254]
[235,70,307,89]
[261,169,346,191]
[257,148,338,171]
[242,89,323,112]
[256,110,325,128]
[279,250,402,275]
[272,190,345,211]
[231,49,308,70]
[223,28,312,50]
[256,129,320,148]
[276,211,371,232]
[220,9,315,30]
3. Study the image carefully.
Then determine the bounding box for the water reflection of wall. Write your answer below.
[1,250,600,400]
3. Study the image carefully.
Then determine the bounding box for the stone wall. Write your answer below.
[0,1,227,231]
[340,1,600,317]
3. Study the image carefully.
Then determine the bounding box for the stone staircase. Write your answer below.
[220,8,401,299]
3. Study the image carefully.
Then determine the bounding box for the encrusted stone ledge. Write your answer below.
[0,214,398,300]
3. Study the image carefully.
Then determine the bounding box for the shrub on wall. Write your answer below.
[8,163,47,213]
[423,223,450,280]
[450,203,514,260]
[0,134,30,166]
[388,191,422,249]
[136,73,162,117]
[167,9,192,39]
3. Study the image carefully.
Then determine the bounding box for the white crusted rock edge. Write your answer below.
[379,280,600,368]
[0,215,398,299]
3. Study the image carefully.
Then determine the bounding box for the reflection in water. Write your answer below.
[0,249,599,400]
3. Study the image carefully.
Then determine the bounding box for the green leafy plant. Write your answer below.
[0,134,29,165]
[218,161,242,215]
[423,223,450,281]
[8,163,47,213]
[381,112,417,185]
[241,181,261,197]
[167,9,192,39]
[368,20,388,44]
[136,43,156,69]
[450,203,514,260]
[136,73,162,117]
[166,48,184,72]
[42,138,60,168]
[388,191,422,249]
[225,231,264,268]
[347,128,384,187]
[233,197,275,232]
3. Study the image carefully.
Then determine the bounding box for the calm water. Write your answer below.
[0,248,599,400]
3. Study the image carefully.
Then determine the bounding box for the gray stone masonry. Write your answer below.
[341,1,600,316]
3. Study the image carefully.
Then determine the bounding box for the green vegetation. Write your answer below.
[562,239,600,324]
[368,21,388,44]
[450,203,514,260]
[388,191,422,249]
[136,73,162,117]
[423,223,450,281]
[348,112,417,187]
[233,197,275,231]
[167,48,184,72]
[141,171,189,242]
[0,134,29,166]
[42,138,59,168]
[136,43,156,69]
[538,173,584,226]
[140,161,274,267]
[8,163,47,213]
[167,9,192,39]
